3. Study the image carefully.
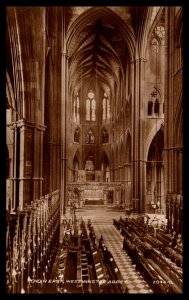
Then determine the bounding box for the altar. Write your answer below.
[67,182,125,207]
[83,185,103,202]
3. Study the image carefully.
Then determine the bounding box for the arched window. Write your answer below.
[146,129,164,212]
[154,98,160,115]
[103,98,106,120]
[86,99,90,120]
[73,98,76,123]
[107,98,110,119]
[85,129,95,144]
[154,25,165,39]
[148,100,153,116]
[151,37,159,53]
[86,90,96,121]
[147,89,162,117]
[91,99,96,121]
[151,24,165,54]
[151,22,165,85]
[76,95,80,123]
[73,93,80,123]
[102,92,110,120]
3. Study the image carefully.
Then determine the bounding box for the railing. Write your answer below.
[6,190,60,294]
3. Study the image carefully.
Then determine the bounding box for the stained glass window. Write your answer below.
[91,99,96,121]
[86,99,90,120]
[107,98,110,119]
[86,90,96,121]
[102,92,110,120]
[103,98,106,120]
[73,93,80,123]
[76,95,80,123]
[154,25,165,39]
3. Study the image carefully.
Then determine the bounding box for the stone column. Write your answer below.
[60,8,68,217]
[10,123,18,210]
[39,128,45,196]
[164,7,175,198]
[60,50,67,217]
[160,163,165,213]
[33,124,46,200]
[131,57,147,213]
[17,120,46,209]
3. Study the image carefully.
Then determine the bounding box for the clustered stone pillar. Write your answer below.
[164,7,183,224]
[131,57,146,213]
[9,120,46,211]
[60,8,68,219]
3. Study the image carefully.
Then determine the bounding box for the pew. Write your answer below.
[115,216,183,294]
[151,248,182,293]
[136,251,170,293]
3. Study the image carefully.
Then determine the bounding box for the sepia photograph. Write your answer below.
[6,6,183,294]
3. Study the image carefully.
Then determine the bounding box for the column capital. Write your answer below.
[61,51,69,59]
[7,122,18,130]
[14,119,47,131]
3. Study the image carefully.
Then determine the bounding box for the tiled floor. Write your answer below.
[93,224,153,293]
[76,206,153,294]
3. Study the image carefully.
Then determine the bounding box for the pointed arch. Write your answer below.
[147,129,164,162]
[6,8,25,120]
[146,128,164,212]
[143,7,165,58]
[66,6,135,63]
[145,119,164,161]
[85,128,95,144]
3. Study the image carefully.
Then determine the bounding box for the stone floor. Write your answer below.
[44,206,166,294]
[75,206,153,294]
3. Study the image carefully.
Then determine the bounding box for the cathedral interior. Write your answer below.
[6,6,183,294]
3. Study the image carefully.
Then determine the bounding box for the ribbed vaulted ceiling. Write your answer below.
[66,6,154,95]
[68,15,129,94]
